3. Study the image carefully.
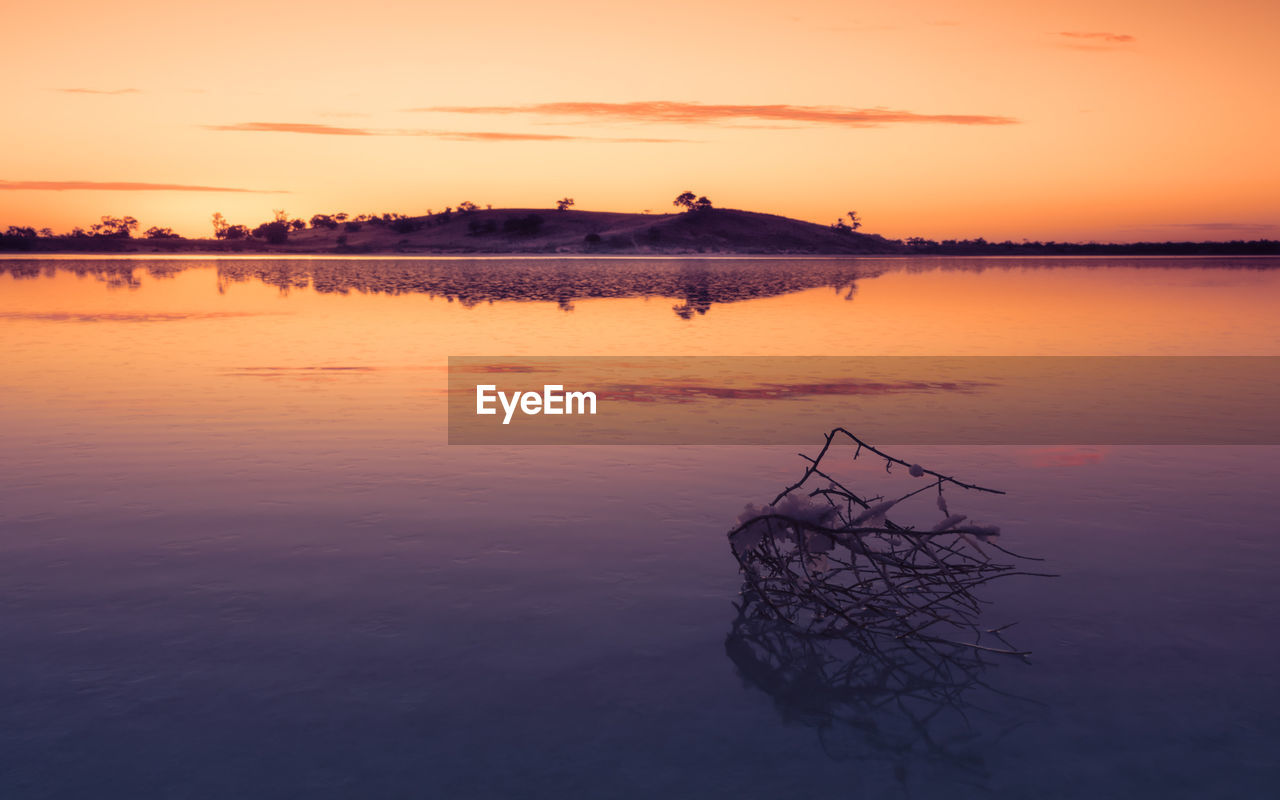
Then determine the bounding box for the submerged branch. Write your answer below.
[733,429,1052,656]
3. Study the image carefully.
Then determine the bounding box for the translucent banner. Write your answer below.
[447,356,1280,444]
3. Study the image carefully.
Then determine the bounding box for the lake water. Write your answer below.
[2,256,1278,798]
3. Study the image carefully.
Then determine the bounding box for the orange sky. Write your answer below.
[2,0,1277,241]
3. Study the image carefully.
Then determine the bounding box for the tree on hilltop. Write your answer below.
[832,210,863,234]
[674,192,712,212]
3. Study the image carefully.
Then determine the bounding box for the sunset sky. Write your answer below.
[3,0,1277,241]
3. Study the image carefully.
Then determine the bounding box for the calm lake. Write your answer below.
[2,256,1278,799]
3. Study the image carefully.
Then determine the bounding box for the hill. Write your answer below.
[6,208,1277,255]
[1,208,902,255]
[314,207,899,255]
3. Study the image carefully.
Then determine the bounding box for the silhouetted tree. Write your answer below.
[223,224,249,241]
[832,211,863,234]
[0,226,38,251]
[695,196,713,211]
[310,214,338,230]
[673,191,697,211]
[211,212,230,239]
[94,216,138,237]
[556,197,575,211]
[144,226,180,239]
[457,201,479,213]
[252,219,291,244]
[289,219,306,231]
[388,214,421,234]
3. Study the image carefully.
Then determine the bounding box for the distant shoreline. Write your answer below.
[5,251,1280,260]
[4,207,1277,256]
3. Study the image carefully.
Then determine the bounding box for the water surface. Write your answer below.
[2,257,1278,798]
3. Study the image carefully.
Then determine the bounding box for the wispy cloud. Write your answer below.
[206,122,374,136]
[408,101,1019,127]
[1056,31,1136,51]
[0,180,284,193]
[204,121,689,142]
[55,88,141,95]
[438,130,684,143]
[1058,31,1135,43]
[1158,222,1278,232]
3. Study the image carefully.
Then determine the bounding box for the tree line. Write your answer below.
[2,192,726,247]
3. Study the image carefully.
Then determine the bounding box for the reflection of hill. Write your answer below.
[213,258,885,315]
[3,256,1276,317]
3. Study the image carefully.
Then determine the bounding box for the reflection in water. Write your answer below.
[0,310,281,323]
[725,430,1048,791]
[725,595,1037,792]
[4,255,1273,319]
[219,258,879,317]
[1,257,875,316]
